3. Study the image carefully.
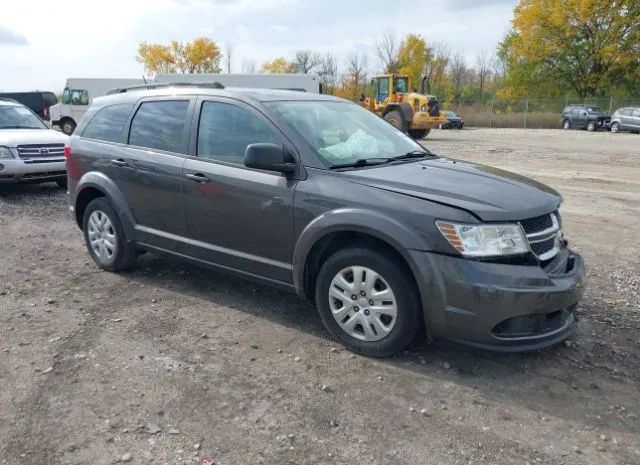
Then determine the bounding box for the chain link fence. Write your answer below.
[447,97,640,129]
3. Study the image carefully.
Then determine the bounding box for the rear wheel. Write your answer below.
[610,122,619,133]
[562,119,570,130]
[82,197,137,272]
[587,121,596,132]
[408,128,430,139]
[384,110,408,134]
[315,247,422,357]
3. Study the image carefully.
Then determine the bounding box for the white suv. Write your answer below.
[0,98,69,188]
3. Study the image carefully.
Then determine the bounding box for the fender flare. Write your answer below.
[292,208,427,297]
[73,171,136,240]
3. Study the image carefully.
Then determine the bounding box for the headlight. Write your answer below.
[436,221,528,257]
[0,146,14,159]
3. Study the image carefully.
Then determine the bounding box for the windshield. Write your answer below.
[267,100,426,167]
[0,104,47,129]
[394,77,408,93]
[587,107,602,113]
[445,111,458,118]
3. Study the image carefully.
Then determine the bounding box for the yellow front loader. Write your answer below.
[362,73,445,139]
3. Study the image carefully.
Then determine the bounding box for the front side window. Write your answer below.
[197,101,279,164]
[129,100,189,153]
[0,104,47,129]
[82,103,134,143]
[267,100,424,167]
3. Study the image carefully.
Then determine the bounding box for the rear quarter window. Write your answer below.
[81,103,134,143]
[128,100,190,153]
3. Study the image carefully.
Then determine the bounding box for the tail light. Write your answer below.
[64,145,71,158]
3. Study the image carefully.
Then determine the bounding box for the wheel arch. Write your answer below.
[73,171,136,239]
[381,102,414,124]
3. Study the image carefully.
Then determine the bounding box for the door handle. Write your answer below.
[185,173,211,183]
[110,159,129,168]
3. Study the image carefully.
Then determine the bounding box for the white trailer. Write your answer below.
[153,73,322,94]
[50,78,145,134]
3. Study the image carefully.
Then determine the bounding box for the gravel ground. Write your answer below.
[0,128,639,465]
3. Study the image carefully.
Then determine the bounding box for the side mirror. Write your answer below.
[244,143,296,175]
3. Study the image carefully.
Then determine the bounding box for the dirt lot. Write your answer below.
[1,128,639,465]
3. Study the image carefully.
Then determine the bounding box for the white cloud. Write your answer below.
[269,24,289,32]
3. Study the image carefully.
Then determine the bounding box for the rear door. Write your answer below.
[181,97,297,282]
[107,97,194,250]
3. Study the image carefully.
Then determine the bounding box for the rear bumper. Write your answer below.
[0,158,66,183]
[416,249,586,351]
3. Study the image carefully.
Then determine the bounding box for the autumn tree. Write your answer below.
[396,33,428,91]
[448,50,472,101]
[260,57,297,74]
[137,37,222,75]
[422,43,449,95]
[503,0,640,98]
[317,53,339,94]
[224,42,233,73]
[474,49,492,95]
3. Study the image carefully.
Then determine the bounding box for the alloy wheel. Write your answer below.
[328,266,398,341]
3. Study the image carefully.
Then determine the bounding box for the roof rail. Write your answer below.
[107,81,225,95]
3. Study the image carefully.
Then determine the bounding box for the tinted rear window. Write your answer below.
[128,100,189,153]
[82,103,134,143]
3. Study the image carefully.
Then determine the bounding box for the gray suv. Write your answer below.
[67,84,586,356]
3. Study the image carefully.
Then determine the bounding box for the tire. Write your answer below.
[384,110,408,133]
[610,122,619,133]
[56,178,67,189]
[587,121,596,132]
[314,247,422,357]
[408,128,430,139]
[82,197,137,272]
[562,119,570,130]
[61,119,76,135]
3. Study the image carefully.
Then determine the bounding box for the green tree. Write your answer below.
[137,37,222,75]
[504,0,640,98]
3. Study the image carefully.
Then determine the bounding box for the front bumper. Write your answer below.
[418,248,586,351]
[0,157,66,183]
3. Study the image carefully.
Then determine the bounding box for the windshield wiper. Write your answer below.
[390,149,435,161]
[330,157,394,169]
[0,125,42,129]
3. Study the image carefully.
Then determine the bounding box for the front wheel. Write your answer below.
[82,197,137,272]
[562,119,570,130]
[384,110,408,133]
[61,119,76,135]
[408,128,430,139]
[610,122,619,133]
[315,247,422,357]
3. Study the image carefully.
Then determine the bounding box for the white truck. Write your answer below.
[50,78,145,134]
[153,73,322,94]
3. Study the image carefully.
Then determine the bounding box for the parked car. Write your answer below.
[0,98,69,187]
[608,107,640,134]
[0,91,57,123]
[561,104,610,131]
[67,85,585,356]
[440,110,464,129]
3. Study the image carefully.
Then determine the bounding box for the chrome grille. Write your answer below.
[17,144,65,159]
[520,211,561,261]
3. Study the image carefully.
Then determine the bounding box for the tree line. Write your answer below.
[136,0,639,104]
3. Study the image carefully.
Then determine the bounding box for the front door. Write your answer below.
[181,98,296,283]
[107,98,194,250]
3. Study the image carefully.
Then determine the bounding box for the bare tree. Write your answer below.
[224,42,234,73]
[375,31,400,73]
[294,50,322,74]
[475,49,492,94]
[343,51,369,100]
[241,58,257,74]
[423,42,449,94]
[449,50,471,101]
[317,53,338,94]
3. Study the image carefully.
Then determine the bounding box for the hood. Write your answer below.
[0,129,69,147]
[340,157,561,221]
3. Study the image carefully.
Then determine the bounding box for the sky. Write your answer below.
[0,0,518,92]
